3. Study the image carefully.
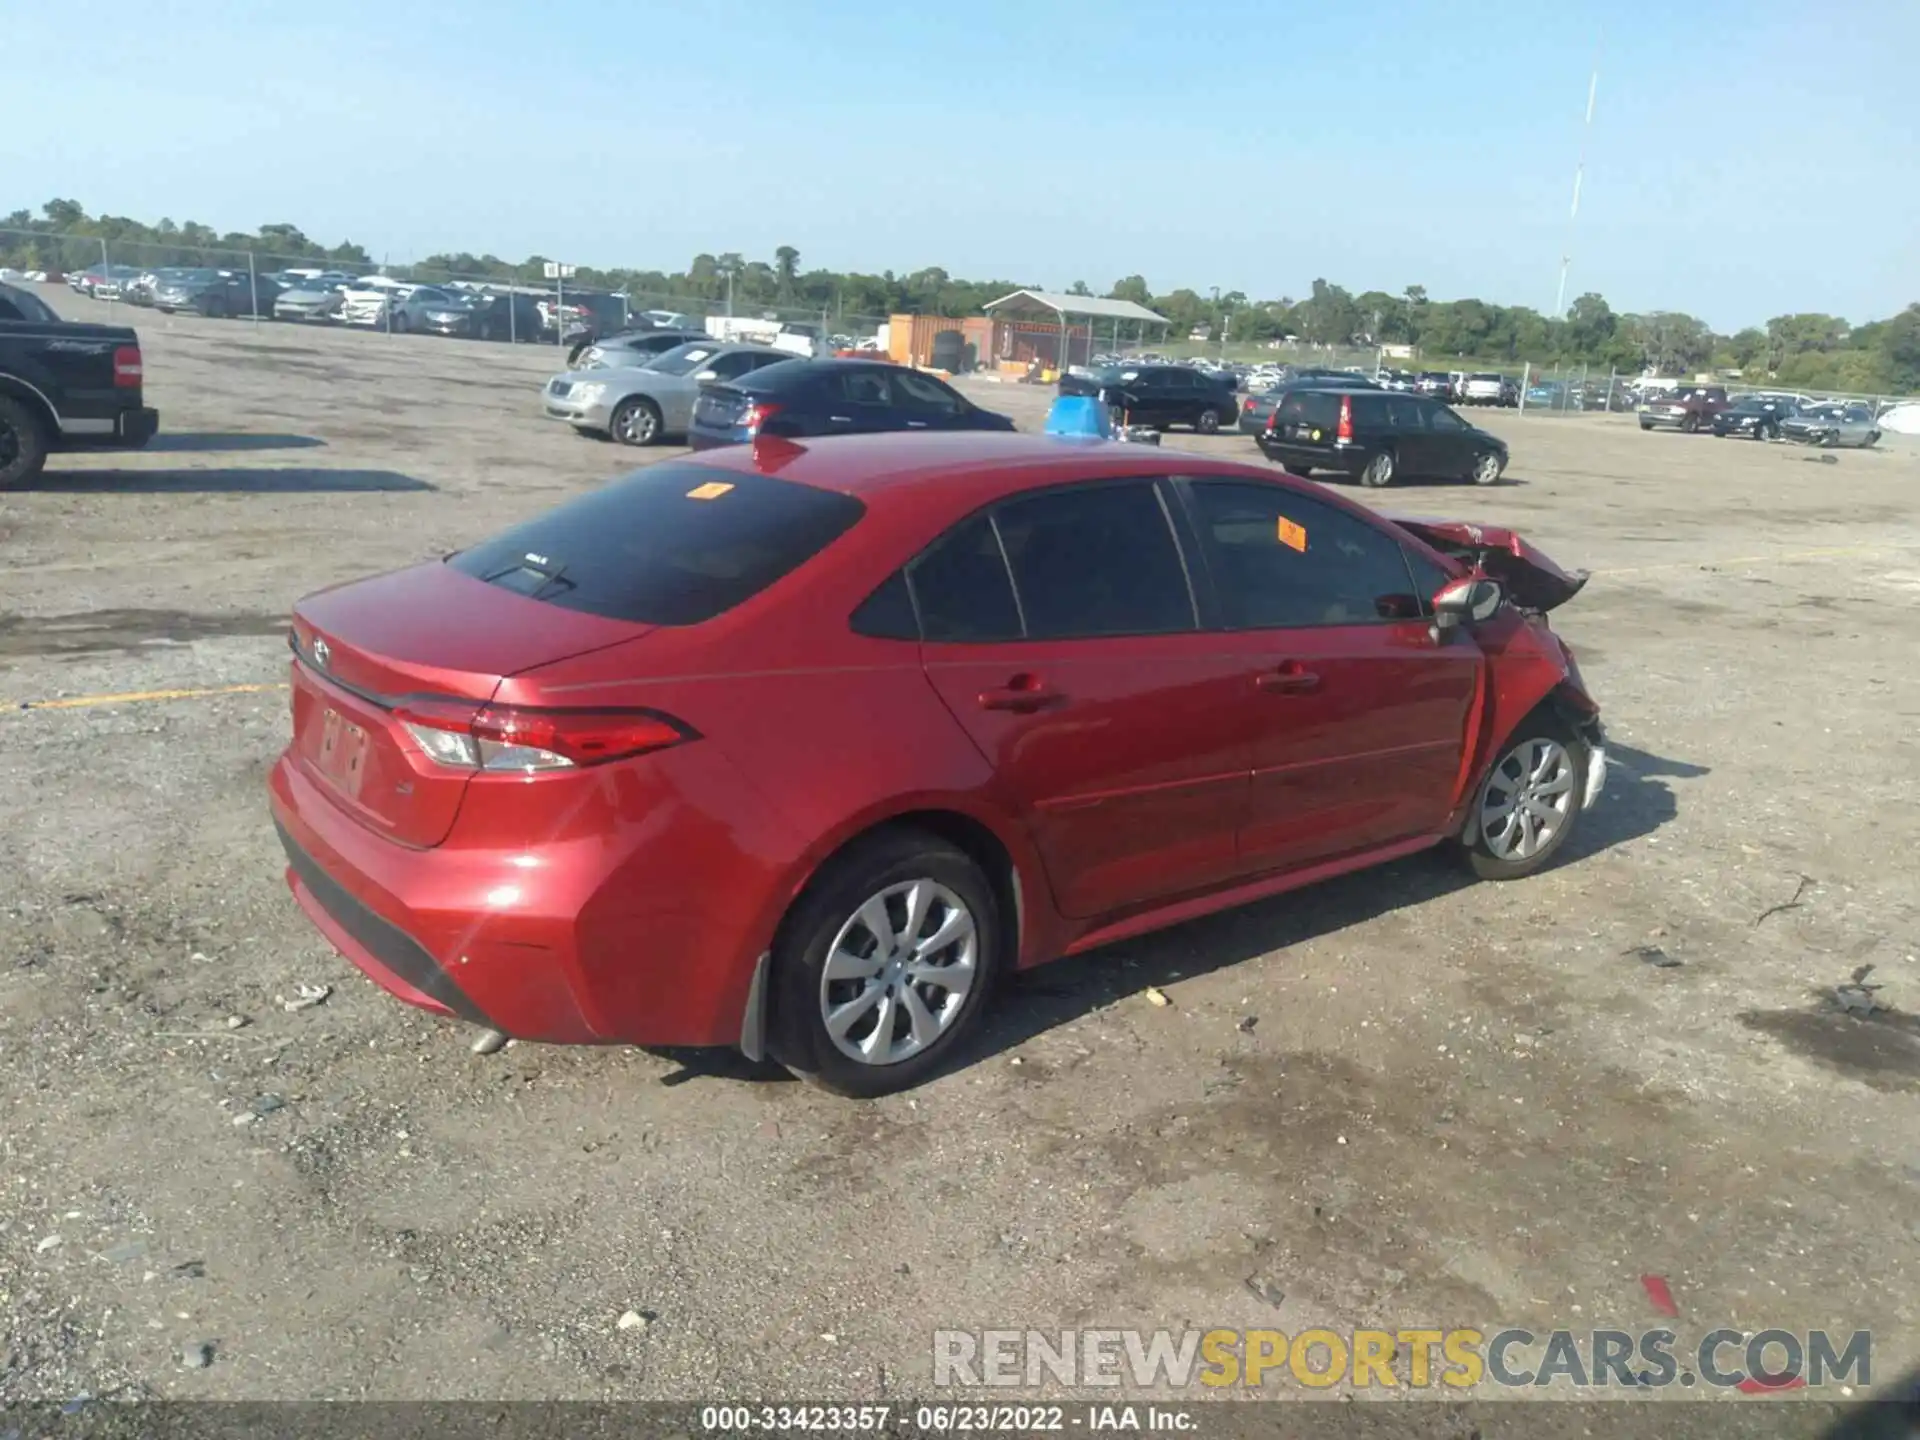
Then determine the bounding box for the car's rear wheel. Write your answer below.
[1459,718,1588,881]
[1195,407,1221,435]
[770,828,1001,1098]
[203,294,227,319]
[610,396,662,446]
[1359,449,1396,487]
[0,395,51,489]
[1639,419,1654,431]
[1470,451,1503,486]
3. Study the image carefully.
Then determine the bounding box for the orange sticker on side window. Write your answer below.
[686,481,735,500]
[1277,517,1308,551]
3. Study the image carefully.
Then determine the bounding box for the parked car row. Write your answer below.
[543,345,1016,449]
[1634,386,1880,446]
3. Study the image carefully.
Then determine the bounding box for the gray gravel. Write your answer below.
[2,298,1917,1404]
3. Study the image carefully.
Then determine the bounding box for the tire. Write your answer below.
[0,394,51,489]
[1359,449,1396,487]
[391,311,409,334]
[1638,419,1654,431]
[1820,430,1839,449]
[768,827,1002,1097]
[609,396,662,447]
[203,295,227,319]
[1459,716,1588,881]
[1470,451,1503,486]
[1195,407,1221,435]
[1680,413,1699,434]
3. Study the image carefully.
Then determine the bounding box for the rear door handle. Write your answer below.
[829,415,853,424]
[906,420,929,428]
[978,675,1065,713]
[1255,663,1321,694]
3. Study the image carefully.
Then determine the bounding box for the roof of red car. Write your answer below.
[682,432,1266,507]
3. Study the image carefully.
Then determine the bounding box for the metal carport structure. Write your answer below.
[982,289,1170,371]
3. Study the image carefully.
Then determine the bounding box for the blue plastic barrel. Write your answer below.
[1044,394,1113,439]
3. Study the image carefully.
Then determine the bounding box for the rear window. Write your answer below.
[1278,391,1340,427]
[729,359,824,395]
[447,463,864,626]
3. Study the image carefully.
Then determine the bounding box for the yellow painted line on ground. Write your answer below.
[5,681,288,713]
[1602,543,1908,578]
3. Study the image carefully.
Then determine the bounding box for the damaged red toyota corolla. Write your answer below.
[267,433,1605,1096]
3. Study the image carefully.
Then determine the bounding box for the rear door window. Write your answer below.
[992,481,1196,639]
[1385,397,1427,430]
[1186,481,1424,628]
[893,370,966,416]
[1349,394,1388,428]
[908,513,1023,642]
[447,462,863,625]
[831,368,895,409]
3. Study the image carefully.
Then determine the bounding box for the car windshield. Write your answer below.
[643,344,723,376]
[447,462,865,626]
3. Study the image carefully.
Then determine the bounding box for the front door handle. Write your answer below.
[829,415,853,424]
[1255,663,1321,694]
[978,674,1064,713]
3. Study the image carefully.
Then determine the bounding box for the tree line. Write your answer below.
[6,200,1916,392]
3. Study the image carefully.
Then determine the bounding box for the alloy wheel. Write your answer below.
[818,879,978,1066]
[1471,452,1502,485]
[614,402,658,445]
[1479,738,1575,861]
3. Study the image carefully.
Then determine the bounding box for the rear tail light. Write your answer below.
[394,699,694,772]
[112,345,143,387]
[739,400,784,433]
[1336,394,1353,441]
[1241,397,1254,413]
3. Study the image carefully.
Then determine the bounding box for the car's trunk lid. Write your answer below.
[289,562,649,847]
[1390,517,1589,613]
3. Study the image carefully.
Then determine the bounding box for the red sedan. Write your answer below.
[269,433,1606,1096]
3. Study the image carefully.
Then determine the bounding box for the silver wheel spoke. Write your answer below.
[857,895,898,953]
[1529,745,1559,782]
[1535,768,1574,797]
[1483,791,1518,821]
[900,985,941,1050]
[826,985,882,1039]
[1523,796,1562,825]
[825,945,882,982]
[899,882,934,950]
[858,992,897,1059]
[914,906,974,957]
[909,957,974,1000]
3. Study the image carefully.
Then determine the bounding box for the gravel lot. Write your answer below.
[3,297,1918,1412]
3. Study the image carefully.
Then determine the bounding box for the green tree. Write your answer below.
[774,245,800,299]
[1109,275,1153,307]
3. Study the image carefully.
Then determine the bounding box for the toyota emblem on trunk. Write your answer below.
[312,638,331,670]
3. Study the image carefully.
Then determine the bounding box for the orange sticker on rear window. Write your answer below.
[685,481,735,500]
[1277,517,1307,551]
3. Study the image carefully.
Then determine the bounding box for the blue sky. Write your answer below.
[5,0,1914,330]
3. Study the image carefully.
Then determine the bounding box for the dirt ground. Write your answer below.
[3,297,1918,1416]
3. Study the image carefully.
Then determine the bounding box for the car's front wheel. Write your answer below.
[610,396,662,446]
[770,828,1001,1097]
[1460,719,1588,880]
[1470,451,1503,486]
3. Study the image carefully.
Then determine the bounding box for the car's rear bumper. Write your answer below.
[54,406,159,451]
[266,746,775,1048]
[1255,437,1366,475]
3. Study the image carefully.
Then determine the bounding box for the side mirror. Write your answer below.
[1430,577,1503,640]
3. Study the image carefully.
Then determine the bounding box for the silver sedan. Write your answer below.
[1780,402,1882,449]
[541,341,796,445]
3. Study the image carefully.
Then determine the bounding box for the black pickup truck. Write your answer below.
[0,280,160,487]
